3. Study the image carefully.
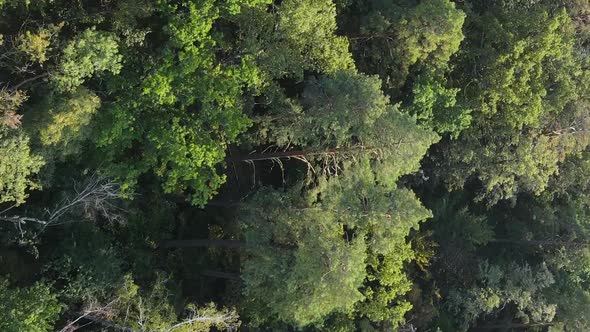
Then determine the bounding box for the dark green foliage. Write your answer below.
[347,0,465,90]
[447,261,557,331]
[45,223,124,301]
[430,196,494,252]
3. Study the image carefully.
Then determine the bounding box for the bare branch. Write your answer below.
[59,298,120,332]
[165,305,240,332]
[46,174,126,225]
[0,174,125,241]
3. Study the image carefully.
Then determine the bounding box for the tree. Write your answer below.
[240,184,367,328]
[466,9,580,129]
[546,248,590,331]
[345,0,465,91]
[408,69,472,138]
[64,274,240,332]
[237,70,437,329]
[561,0,590,46]
[240,159,432,328]
[1,24,121,94]
[486,153,590,331]
[45,222,124,302]
[0,89,25,128]
[0,174,123,245]
[446,261,557,331]
[432,151,590,331]
[440,6,590,203]
[245,70,439,182]
[0,279,62,332]
[52,28,122,92]
[234,0,353,80]
[33,87,101,159]
[0,127,44,205]
[96,0,265,206]
[15,24,61,65]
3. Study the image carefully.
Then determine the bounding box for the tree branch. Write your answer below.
[10,72,49,92]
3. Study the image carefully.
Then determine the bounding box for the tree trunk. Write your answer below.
[345,31,397,41]
[232,146,378,162]
[79,315,137,332]
[489,238,589,250]
[489,238,558,246]
[201,270,241,280]
[479,321,555,330]
[10,72,49,91]
[160,239,245,249]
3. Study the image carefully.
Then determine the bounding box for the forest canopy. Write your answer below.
[1,0,590,331]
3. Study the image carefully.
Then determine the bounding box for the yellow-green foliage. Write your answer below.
[39,88,100,155]
[17,24,62,64]
[278,0,354,74]
[476,9,578,129]
[395,0,465,71]
[0,279,62,332]
[53,28,122,91]
[98,1,264,206]
[104,274,240,331]
[0,128,44,205]
[410,70,472,137]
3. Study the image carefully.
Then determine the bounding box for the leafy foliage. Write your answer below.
[409,70,472,137]
[250,70,439,182]
[45,223,124,302]
[36,87,100,158]
[0,279,62,332]
[0,89,26,128]
[16,24,61,64]
[441,5,590,203]
[53,28,122,92]
[96,1,263,206]
[348,0,465,90]
[241,160,431,328]
[63,273,240,332]
[235,0,353,80]
[1,1,590,331]
[0,128,44,205]
[240,184,367,328]
[447,261,556,331]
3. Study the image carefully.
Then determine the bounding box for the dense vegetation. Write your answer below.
[1,0,589,331]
